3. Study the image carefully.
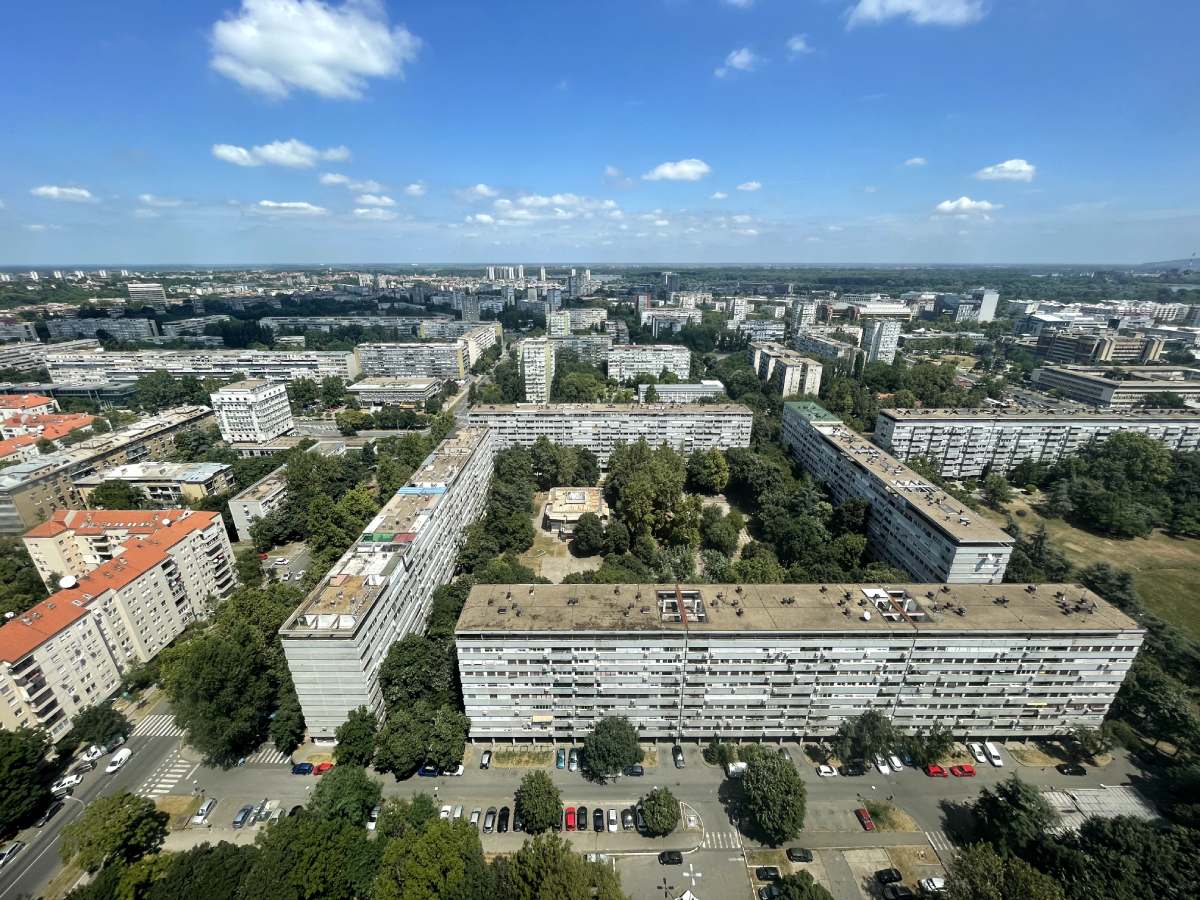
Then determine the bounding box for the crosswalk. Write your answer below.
[927,830,957,860]
[131,714,183,738]
[701,829,743,850]
[137,751,194,797]
[245,745,292,766]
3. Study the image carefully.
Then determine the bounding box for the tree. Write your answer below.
[776,871,836,900]
[376,793,437,839]
[902,722,956,768]
[687,448,730,494]
[427,706,470,770]
[490,833,627,900]
[36,436,56,454]
[604,520,630,555]
[60,792,168,872]
[0,537,48,618]
[832,710,897,763]
[640,786,680,837]
[973,774,1060,854]
[375,702,435,778]
[239,812,382,900]
[374,819,489,900]
[1065,725,1112,762]
[309,764,382,825]
[945,842,1066,900]
[643,384,659,403]
[334,706,378,767]
[743,753,807,844]
[378,634,456,715]
[0,728,51,835]
[571,512,606,556]
[87,479,147,509]
[582,716,643,779]
[65,705,130,750]
[983,473,1013,509]
[269,679,306,755]
[515,770,562,834]
[142,841,259,900]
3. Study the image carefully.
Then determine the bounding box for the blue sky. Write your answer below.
[2,0,1197,265]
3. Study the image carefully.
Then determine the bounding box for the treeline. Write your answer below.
[1009,431,1200,538]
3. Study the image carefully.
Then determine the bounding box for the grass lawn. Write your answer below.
[864,801,920,832]
[984,495,1200,639]
[492,748,554,768]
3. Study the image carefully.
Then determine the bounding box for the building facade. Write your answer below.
[636,380,727,404]
[792,330,861,365]
[346,378,442,410]
[75,462,234,506]
[862,319,901,365]
[456,582,1143,741]
[280,429,495,737]
[228,465,288,542]
[607,344,690,382]
[1031,365,1200,408]
[46,318,160,341]
[355,342,468,380]
[46,349,359,384]
[520,338,555,404]
[750,343,823,397]
[211,379,295,443]
[782,402,1012,583]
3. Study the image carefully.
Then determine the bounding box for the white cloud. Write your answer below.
[213,139,349,168]
[737,180,762,192]
[904,156,928,167]
[210,0,421,99]
[976,158,1037,182]
[465,213,495,225]
[461,183,499,199]
[403,182,426,197]
[0,200,5,209]
[356,193,394,206]
[139,193,183,207]
[320,172,383,192]
[642,159,712,182]
[711,191,729,200]
[848,0,985,28]
[24,224,54,232]
[732,214,753,223]
[736,228,759,236]
[935,196,1002,214]
[604,165,634,188]
[653,218,670,227]
[254,200,328,215]
[715,47,760,78]
[31,185,94,203]
[353,207,396,221]
[786,34,814,56]
[604,165,622,178]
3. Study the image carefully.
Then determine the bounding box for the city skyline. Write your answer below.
[2,0,1197,265]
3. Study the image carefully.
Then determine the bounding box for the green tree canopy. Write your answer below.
[490,833,628,900]
[374,819,489,900]
[64,705,130,752]
[687,448,730,494]
[515,770,563,835]
[334,706,378,767]
[776,870,836,900]
[570,512,606,556]
[60,792,168,872]
[640,786,680,837]
[0,727,52,835]
[582,716,643,779]
[974,774,1060,855]
[946,842,1066,900]
[743,752,807,845]
[239,812,382,900]
[86,479,147,509]
[832,710,897,763]
[377,793,438,840]
[309,764,382,825]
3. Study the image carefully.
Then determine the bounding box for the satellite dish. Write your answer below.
[861,610,872,621]
[161,518,171,527]
[59,575,78,589]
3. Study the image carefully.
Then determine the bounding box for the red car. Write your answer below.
[565,807,576,830]
[313,762,334,775]
[855,807,875,831]
[925,764,948,777]
[949,764,976,777]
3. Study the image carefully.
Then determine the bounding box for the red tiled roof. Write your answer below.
[0,434,36,459]
[0,511,221,662]
[2,413,94,440]
[0,395,53,411]
[23,508,189,539]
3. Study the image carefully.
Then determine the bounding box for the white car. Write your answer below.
[607,808,618,832]
[192,798,216,826]
[81,745,103,762]
[873,755,891,775]
[105,748,132,773]
[816,764,837,777]
[367,805,380,831]
[444,764,464,776]
[439,805,453,819]
[919,876,947,895]
[888,754,904,771]
[453,804,464,819]
[967,742,988,764]
[51,774,84,796]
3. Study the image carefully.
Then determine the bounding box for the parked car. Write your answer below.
[758,886,781,900]
[576,806,588,831]
[623,764,644,777]
[888,754,904,771]
[291,762,314,775]
[417,764,439,777]
[51,774,84,796]
[513,808,525,832]
[873,755,891,775]
[480,750,492,770]
[35,800,64,827]
[367,805,380,831]
[622,807,635,830]
[949,764,976,777]
[444,764,464,776]
[192,798,216,826]
[565,806,576,830]
[658,851,683,865]
[469,808,482,829]
[453,804,464,820]
[484,807,497,833]
[497,807,510,833]
[607,808,618,832]
[1056,763,1087,776]
[555,749,566,769]
[81,745,104,762]
[882,886,916,900]
[918,876,947,895]
[672,745,685,769]
[816,764,837,777]
[635,805,646,833]
[232,805,254,829]
[289,805,304,817]
[593,807,604,832]
[755,866,781,882]
[0,841,24,869]
[70,760,96,774]
[105,748,132,773]
[983,742,1004,767]
[967,742,988,764]
[839,762,866,777]
[313,762,334,775]
[925,764,948,777]
[876,868,903,884]
[439,805,452,819]
[786,847,814,863]
[568,748,579,771]
[855,807,875,831]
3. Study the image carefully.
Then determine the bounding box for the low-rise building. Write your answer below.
[280,428,495,737]
[1,412,95,443]
[346,378,442,410]
[456,582,1142,741]
[1031,365,1200,408]
[637,380,727,404]
[876,407,1200,478]
[0,395,58,417]
[466,403,753,465]
[0,436,39,466]
[228,465,288,542]
[211,379,294,443]
[750,343,823,397]
[0,510,235,738]
[1034,331,1163,365]
[607,344,690,382]
[76,462,235,506]
[0,319,39,343]
[782,402,1012,583]
[542,487,609,537]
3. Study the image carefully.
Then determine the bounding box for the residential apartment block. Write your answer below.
[550,334,613,366]
[782,402,1012,583]
[1034,331,1164,365]
[346,378,442,410]
[46,318,160,341]
[456,582,1142,741]
[862,319,901,365]
[520,338,555,404]
[636,380,727,404]
[729,319,786,342]
[280,428,495,737]
[876,407,1200,478]
[0,510,235,737]
[211,379,294,443]
[0,406,214,533]
[228,465,288,542]
[466,403,753,465]
[46,349,360,384]
[353,328,498,380]
[75,462,234,507]
[750,343,823,397]
[607,344,690,382]
[1031,365,1200,408]
[792,329,861,365]
[0,339,99,373]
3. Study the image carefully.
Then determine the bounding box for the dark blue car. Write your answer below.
[291,762,314,775]
[418,764,440,777]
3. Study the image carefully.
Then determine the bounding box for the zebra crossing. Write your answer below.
[927,830,957,861]
[131,713,183,738]
[137,751,194,798]
[700,828,743,850]
[244,744,292,766]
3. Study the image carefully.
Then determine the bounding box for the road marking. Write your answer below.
[135,753,191,797]
[927,830,957,861]
[700,829,742,850]
[131,714,183,738]
[244,745,292,766]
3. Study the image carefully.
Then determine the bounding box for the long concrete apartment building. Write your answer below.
[456,582,1143,742]
[466,403,754,465]
[45,348,360,384]
[280,428,495,738]
[782,402,1012,583]
[607,344,691,382]
[0,510,236,737]
[876,407,1200,478]
[750,342,824,397]
[0,406,214,533]
[1030,365,1200,408]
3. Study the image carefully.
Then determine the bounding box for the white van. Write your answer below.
[983,741,1004,767]
[725,761,748,778]
[105,748,132,773]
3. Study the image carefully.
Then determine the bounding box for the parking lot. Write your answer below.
[262,541,311,584]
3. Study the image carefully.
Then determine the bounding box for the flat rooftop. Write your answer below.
[879,407,1200,422]
[75,462,230,485]
[217,378,271,391]
[348,377,440,390]
[469,402,752,415]
[232,465,288,502]
[544,486,605,517]
[457,582,1141,635]
[752,342,823,366]
[1037,365,1200,385]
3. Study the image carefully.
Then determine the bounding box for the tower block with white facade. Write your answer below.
[211,379,294,444]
